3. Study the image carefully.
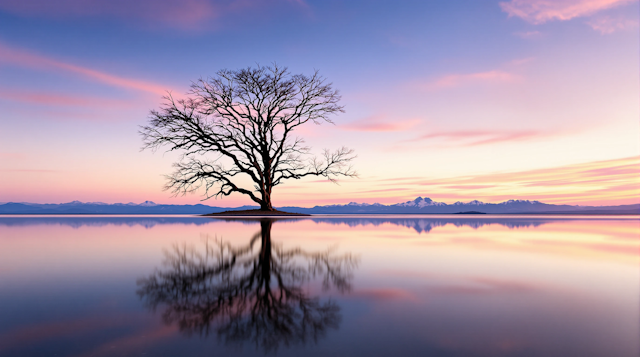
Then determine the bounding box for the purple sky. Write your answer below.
[1,0,638,207]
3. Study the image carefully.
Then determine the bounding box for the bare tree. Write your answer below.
[140,65,356,211]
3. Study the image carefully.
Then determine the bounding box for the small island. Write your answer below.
[454,211,486,215]
[202,209,310,216]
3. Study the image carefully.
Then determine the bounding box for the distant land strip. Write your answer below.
[1,197,638,215]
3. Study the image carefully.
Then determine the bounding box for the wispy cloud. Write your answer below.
[353,188,411,194]
[441,156,640,187]
[500,0,635,24]
[586,15,639,33]
[420,70,520,90]
[371,156,640,206]
[342,115,419,132]
[409,130,542,146]
[0,90,134,108]
[0,42,170,95]
[442,185,496,190]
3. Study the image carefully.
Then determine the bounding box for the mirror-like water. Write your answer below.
[0,215,638,357]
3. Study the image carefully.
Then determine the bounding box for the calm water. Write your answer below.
[0,215,638,357]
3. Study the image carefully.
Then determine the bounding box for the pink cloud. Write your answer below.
[582,163,640,176]
[0,43,170,95]
[425,156,639,187]
[466,131,541,146]
[369,156,640,206]
[353,187,411,194]
[423,70,520,90]
[342,115,419,132]
[587,15,639,33]
[0,90,134,108]
[376,176,426,182]
[410,130,542,146]
[3,106,148,122]
[500,0,635,24]
[442,185,496,190]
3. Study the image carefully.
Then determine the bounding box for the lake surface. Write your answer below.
[0,215,638,357]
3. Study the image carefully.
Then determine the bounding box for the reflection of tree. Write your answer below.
[137,219,358,352]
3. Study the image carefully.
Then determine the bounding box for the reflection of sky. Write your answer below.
[0,216,638,356]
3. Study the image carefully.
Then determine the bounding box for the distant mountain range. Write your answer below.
[1,197,638,215]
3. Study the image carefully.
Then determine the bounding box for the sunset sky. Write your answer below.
[1,0,638,207]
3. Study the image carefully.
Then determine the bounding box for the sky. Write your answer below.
[0,0,638,207]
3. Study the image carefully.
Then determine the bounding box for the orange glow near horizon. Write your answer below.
[271,156,640,207]
[1,155,637,207]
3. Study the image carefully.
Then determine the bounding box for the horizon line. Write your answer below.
[3,198,639,208]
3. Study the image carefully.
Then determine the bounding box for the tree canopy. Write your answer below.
[141,65,356,210]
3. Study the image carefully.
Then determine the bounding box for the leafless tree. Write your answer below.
[140,65,356,210]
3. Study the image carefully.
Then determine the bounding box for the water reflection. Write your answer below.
[312,217,549,233]
[136,219,358,352]
[0,215,580,232]
[0,216,638,356]
[0,216,215,228]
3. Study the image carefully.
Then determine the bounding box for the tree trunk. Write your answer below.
[260,199,274,211]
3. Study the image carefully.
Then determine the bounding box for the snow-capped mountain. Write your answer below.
[453,200,487,206]
[322,202,385,208]
[498,199,541,205]
[394,197,447,208]
[289,197,638,214]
